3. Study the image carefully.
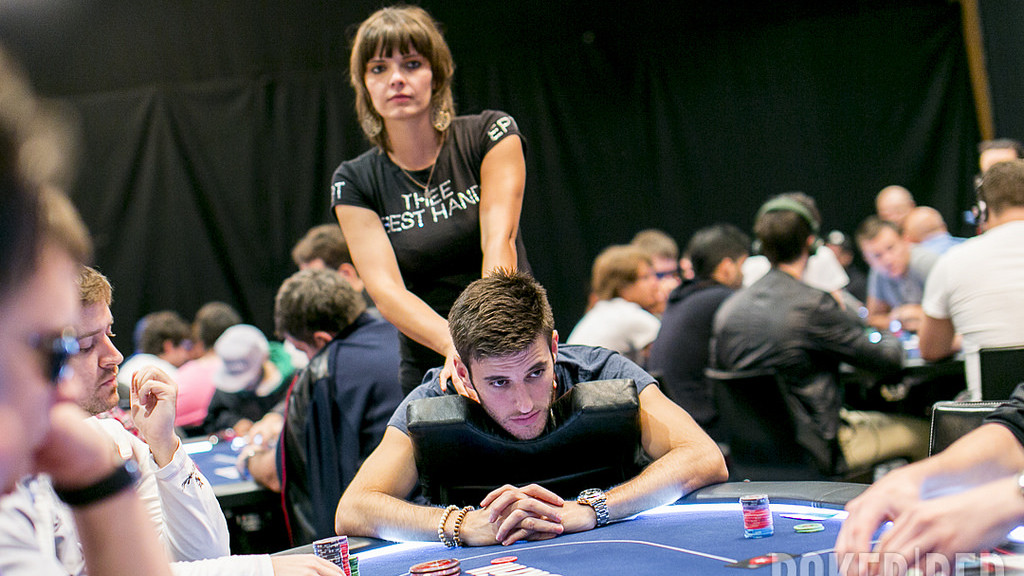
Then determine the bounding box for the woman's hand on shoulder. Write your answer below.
[439,350,478,402]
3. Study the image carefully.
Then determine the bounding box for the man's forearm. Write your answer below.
[247,447,280,492]
[74,489,173,576]
[605,444,727,522]
[916,424,1024,496]
[336,490,446,543]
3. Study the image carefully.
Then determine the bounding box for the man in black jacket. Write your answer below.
[245,269,402,545]
[648,223,749,440]
[712,194,928,475]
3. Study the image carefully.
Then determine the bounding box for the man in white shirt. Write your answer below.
[920,159,1024,399]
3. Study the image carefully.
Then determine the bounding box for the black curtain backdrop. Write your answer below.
[0,0,988,353]
[979,0,1024,143]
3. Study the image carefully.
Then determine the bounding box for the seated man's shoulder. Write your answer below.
[557,345,657,392]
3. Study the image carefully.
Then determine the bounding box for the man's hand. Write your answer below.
[864,477,1024,576]
[34,403,122,490]
[890,304,925,334]
[245,412,284,447]
[476,484,565,545]
[836,465,926,575]
[270,554,346,575]
[130,366,180,467]
[232,418,255,437]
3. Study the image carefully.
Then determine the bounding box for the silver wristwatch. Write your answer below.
[577,488,609,527]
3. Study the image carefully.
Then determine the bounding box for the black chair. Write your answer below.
[706,368,843,482]
[406,379,647,506]
[928,400,1001,455]
[979,345,1024,400]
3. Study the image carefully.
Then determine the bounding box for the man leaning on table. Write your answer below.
[334,269,727,547]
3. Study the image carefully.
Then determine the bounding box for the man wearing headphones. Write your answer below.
[918,159,1024,399]
[711,193,929,475]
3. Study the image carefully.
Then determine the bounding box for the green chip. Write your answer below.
[793,522,825,533]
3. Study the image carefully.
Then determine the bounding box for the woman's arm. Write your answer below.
[334,205,455,360]
[478,135,526,276]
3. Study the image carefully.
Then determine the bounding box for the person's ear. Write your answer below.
[338,262,360,282]
[550,330,559,358]
[454,356,471,385]
[312,331,334,351]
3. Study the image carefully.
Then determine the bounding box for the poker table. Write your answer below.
[327,482,867,576]
[184,437,272,508]
[184,437,290,554]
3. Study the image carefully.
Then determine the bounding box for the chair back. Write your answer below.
[406,379,646,506]
[706,368,836,481]
[979,345,1024,400]
[928,400,1001,455]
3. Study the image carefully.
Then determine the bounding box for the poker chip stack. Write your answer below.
[313,536,351,576]
[348,555,359,576]
[410,558,462,576]
[740,494,774,539]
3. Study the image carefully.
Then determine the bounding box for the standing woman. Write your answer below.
[332,6,529,396]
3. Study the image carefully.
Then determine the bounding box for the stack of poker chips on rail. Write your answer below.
[410,558,462,576]
[313,536,352,576]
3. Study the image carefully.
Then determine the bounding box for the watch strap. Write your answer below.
[577,488,610,527]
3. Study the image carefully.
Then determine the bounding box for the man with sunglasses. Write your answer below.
[0,46,172,576]
[1,265,346,575]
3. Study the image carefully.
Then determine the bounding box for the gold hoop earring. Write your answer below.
[432,107,451,132]
[361,114,383,137]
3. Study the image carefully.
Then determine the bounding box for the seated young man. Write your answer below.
[243,269,403,545]
[334,270,727,547]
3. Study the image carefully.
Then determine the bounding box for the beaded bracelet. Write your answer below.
[437,505,459,547]
[452,505,474,548]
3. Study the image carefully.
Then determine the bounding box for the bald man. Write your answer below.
[902,206,965,255]
[875,185,916,228]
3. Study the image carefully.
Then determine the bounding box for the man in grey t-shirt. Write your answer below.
[856,216,939,333]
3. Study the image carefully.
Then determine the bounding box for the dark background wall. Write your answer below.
[0,0,1018,353]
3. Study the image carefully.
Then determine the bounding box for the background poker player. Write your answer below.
[334,269,727,547]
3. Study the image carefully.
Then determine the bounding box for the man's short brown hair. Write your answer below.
[448,269,554,364]
[979,159,1024,216]
[855,215,900,245]
[291,224,351,270]
[274,269,365,347]
[77,265,112,308]
[138,311,190,355]
[193,302,241,350]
